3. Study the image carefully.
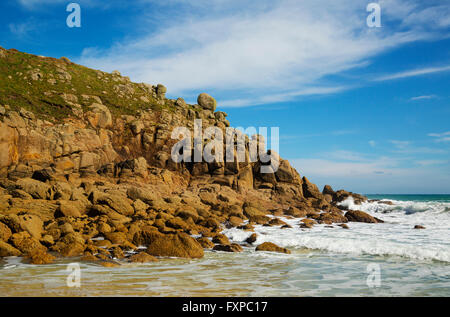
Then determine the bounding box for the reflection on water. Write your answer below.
[0,249,449,297]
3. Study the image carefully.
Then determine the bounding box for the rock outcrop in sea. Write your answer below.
[0,46,374,265]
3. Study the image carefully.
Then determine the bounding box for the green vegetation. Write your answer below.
[0,48,178,121]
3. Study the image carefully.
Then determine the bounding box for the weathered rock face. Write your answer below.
[0,47,371,264]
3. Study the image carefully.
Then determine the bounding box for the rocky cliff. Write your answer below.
[0,46,373,265]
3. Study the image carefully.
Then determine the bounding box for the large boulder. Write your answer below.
[197,93,217,111]
[145,232,204,258]
[345,210,380,223]
[317,212,348,224]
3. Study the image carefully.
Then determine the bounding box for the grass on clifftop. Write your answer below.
[0,47,177,121]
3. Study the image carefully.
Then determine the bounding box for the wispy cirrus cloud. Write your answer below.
[428,131,450,143]
[376,65,450,81]
[77,0,450,107]
[410,95,437,101]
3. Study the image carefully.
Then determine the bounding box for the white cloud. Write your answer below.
[376,65,450,81]
[428,131,450,143]
[410,95,437,101]
[77,0,449,107]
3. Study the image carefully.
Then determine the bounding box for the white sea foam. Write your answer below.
[223,197,450,262]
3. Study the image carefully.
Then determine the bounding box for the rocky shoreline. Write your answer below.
[0,46,382,266]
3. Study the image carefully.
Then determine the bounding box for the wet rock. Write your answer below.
[245,233,257,244]
[243,205,270,224]
[0,222,12,241]
[10,231,47,255]
[165,217,191,231]
[40,234,55,246]
[145,232,204,259]
[100,261,121,268]
[129,252,158,263]
[317,212,348,224]
[338,224,350,229]
[28,250,56,265]
[212,233,230,245]
[267,218,289,227]
[300,218,317,229]
[0,240,22,257]
[345,210,379,223]
[196,237,215,249]
[227,216,244,228]
[414,225,426,229]
[213,243,243,253]
[238,223,255,231]
[284,207,307,218]
[255,242,291,254]
[104,232,135,250]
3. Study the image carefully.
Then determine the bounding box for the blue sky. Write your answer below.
[1,0,449,194]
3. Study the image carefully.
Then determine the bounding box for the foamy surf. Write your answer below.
[223,197,450,263]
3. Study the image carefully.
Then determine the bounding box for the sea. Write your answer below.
[0,194,449,297]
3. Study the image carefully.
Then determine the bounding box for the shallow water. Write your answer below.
[1,250,448,296]
[0,195,449,297]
